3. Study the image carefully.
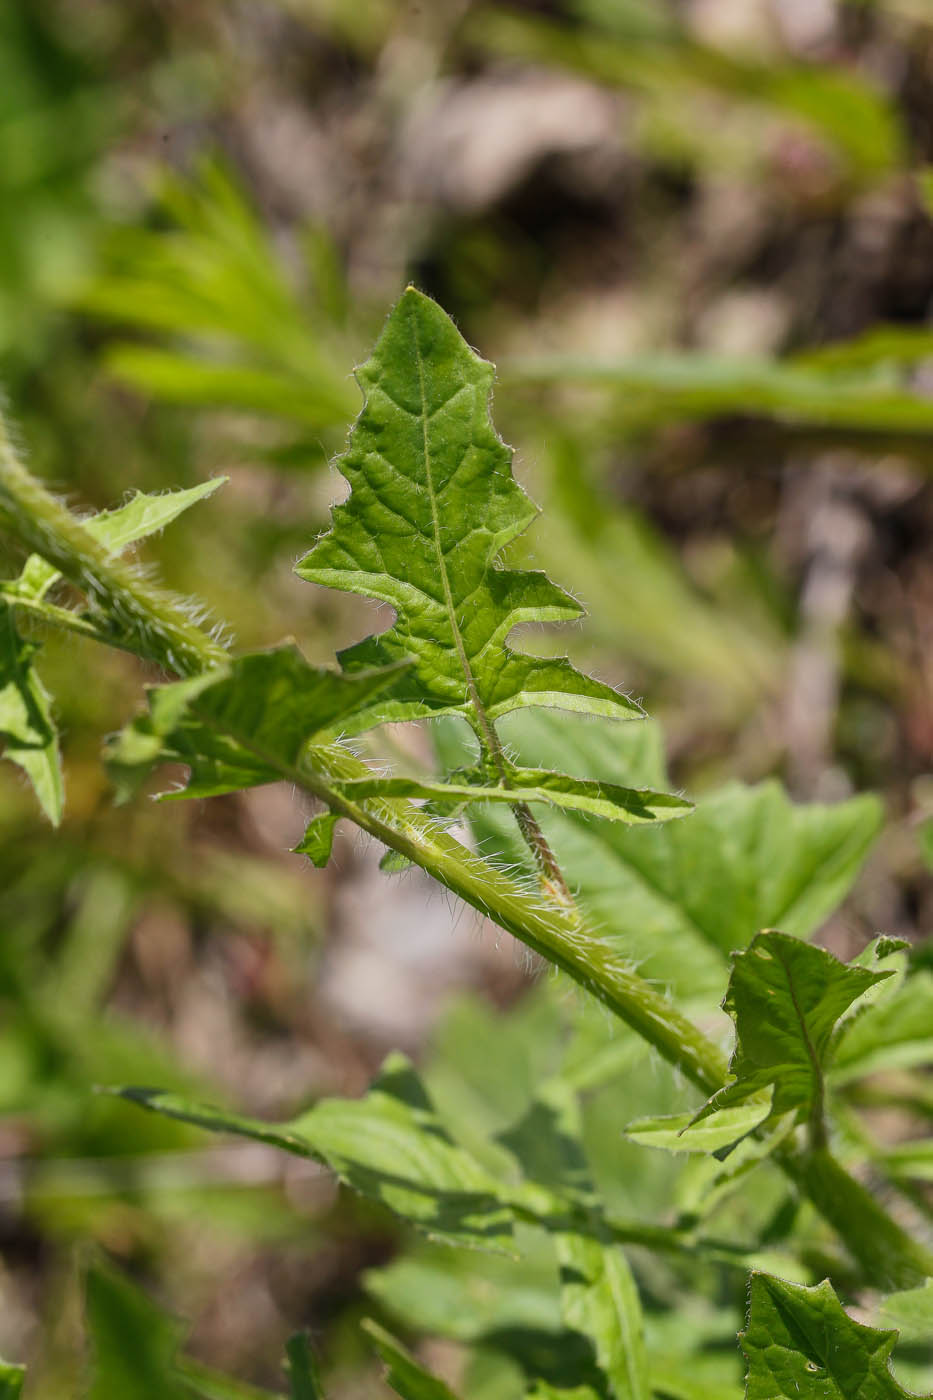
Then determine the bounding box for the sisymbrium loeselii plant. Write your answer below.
[1,288,932,1398]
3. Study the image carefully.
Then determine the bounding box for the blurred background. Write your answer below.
[3,0,933,1392]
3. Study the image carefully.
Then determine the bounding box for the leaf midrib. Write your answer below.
[410,307,506,780]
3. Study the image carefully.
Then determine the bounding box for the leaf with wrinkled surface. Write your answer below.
[116,1052,513,1248]
[694,932,890,1133]
[296,288,641,750]
[741,1273,927,1398]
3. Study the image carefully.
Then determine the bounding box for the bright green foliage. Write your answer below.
[296,288,641,749]
[117,1052,515,1248]
[740,1273,927,1399]
[694,932,891,1136]
[362,1321,462,1400]
[0,1362,24,1399]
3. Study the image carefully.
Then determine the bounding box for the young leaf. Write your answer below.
[295,287,641,747]
[693,932,891,1142]
[625,1096,774,1156]
[740,1273,926,1399]
[115,1052,514,1248]
[362,1320,462,1400]
[0,603,63,823]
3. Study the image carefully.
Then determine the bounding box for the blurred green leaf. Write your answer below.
[0,1361,24,1399]
[116,1052,515,1248]
[285,1334,323,1400]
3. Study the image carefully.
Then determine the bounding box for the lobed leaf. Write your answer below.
[295,287,641,744]
[693,932,891,1133]
[740,1273,926,1399]
[116,1052,514,1248]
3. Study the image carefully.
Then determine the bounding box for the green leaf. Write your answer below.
[450,712,882,1000]
[0,602,63,823]
[694,932,891,1135]
[295,287,641,745]
[362,1320,462,1400]
[740,1273,926,1399]
[0,1362,24,1399]
[107,646,407,799]
[293,812,340,866]
[285,1334,323,1400]
[115,1052,513,1248]
[330,764,691,827]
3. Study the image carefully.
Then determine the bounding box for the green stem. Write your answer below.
[1,419,930,1288]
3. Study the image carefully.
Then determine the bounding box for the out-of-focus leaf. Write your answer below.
[741,1273,925,1398]
[694,932,890,1132]
[362,1320,462,1400]
[76,160,357,430]
[877,1280,933,1344]
[505,354,933,434]
[116,1052,514,1248]
[296,288,642,740]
